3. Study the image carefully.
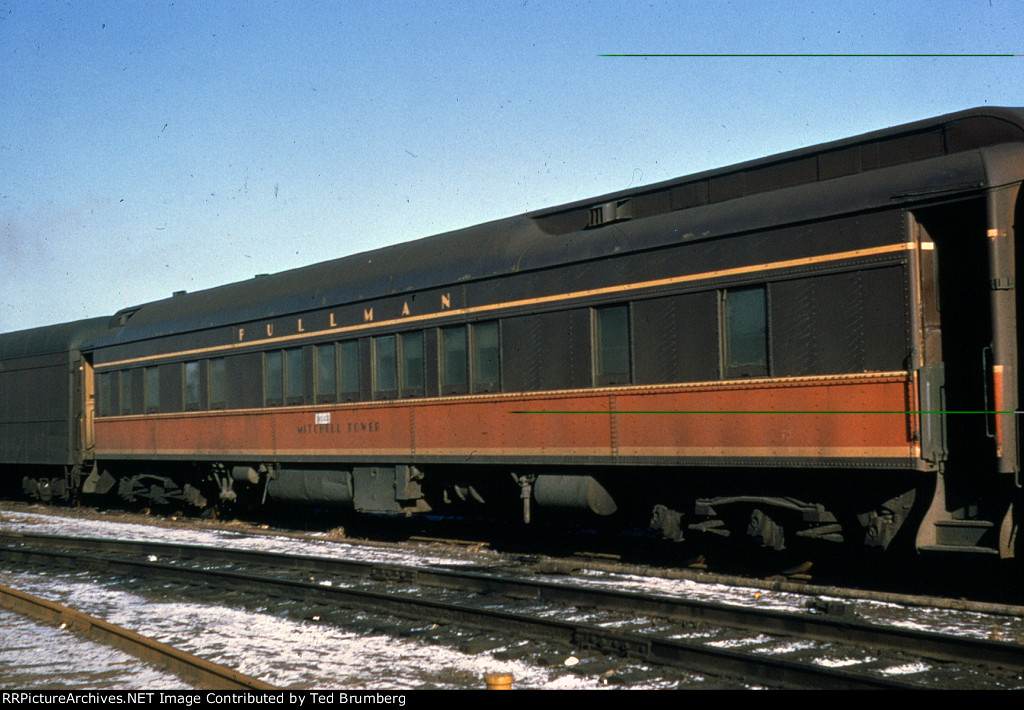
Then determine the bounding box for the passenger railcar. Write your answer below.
[4,107,1024,559]
[0,318,110,499]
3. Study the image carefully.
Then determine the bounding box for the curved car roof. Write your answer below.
[0,317,113,360]
[85,106,1024,351]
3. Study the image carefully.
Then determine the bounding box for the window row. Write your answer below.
[96,318,511,415]
[97,358,228,416]
[96,282,849,416]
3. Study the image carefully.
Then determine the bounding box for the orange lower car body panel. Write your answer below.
[96,374,920,467]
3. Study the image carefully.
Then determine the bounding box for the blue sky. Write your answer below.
[1,0,1021,332]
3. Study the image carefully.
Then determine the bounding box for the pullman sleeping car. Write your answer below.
[3,107,1024,560]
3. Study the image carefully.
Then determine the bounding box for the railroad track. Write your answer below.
[2,532,1022,689]
[0,581,275,689]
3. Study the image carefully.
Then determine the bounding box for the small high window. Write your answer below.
[184,361,201,409]
[284,348,304,404]
[594,305,631,385]
[209,358,226,408]
[400,332,424,396]
[120,370,133,414]
[471,321,500,391]
[441,326,468,393]
[316,343,336,402]
[98,372,113,417]
[265,351,283,404]
[145,367,160,413]
[373,335,397,398]
[723,286,768,378]
[339,340,360,400]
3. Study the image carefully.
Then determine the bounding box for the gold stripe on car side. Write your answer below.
[95,241,916,370]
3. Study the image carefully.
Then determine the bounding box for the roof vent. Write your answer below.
[108,306,141,328]
[587,199,632,228]
[172,290,187,297]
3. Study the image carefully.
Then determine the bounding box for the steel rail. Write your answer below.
[0,582,276,690]
[0,538,922,689]
[3,531,1023,673]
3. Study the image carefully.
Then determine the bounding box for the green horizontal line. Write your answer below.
[599,53,1017,58]
[512,410,1018,415]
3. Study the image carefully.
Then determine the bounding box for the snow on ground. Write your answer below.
[2,506,1023,689]
[0,567,681,689]
[0,509,472,569]
[0,510,693,689]
[0,608,186,689]
[0,509,823,616]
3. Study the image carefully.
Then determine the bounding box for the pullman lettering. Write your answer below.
[234,291,461,345]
